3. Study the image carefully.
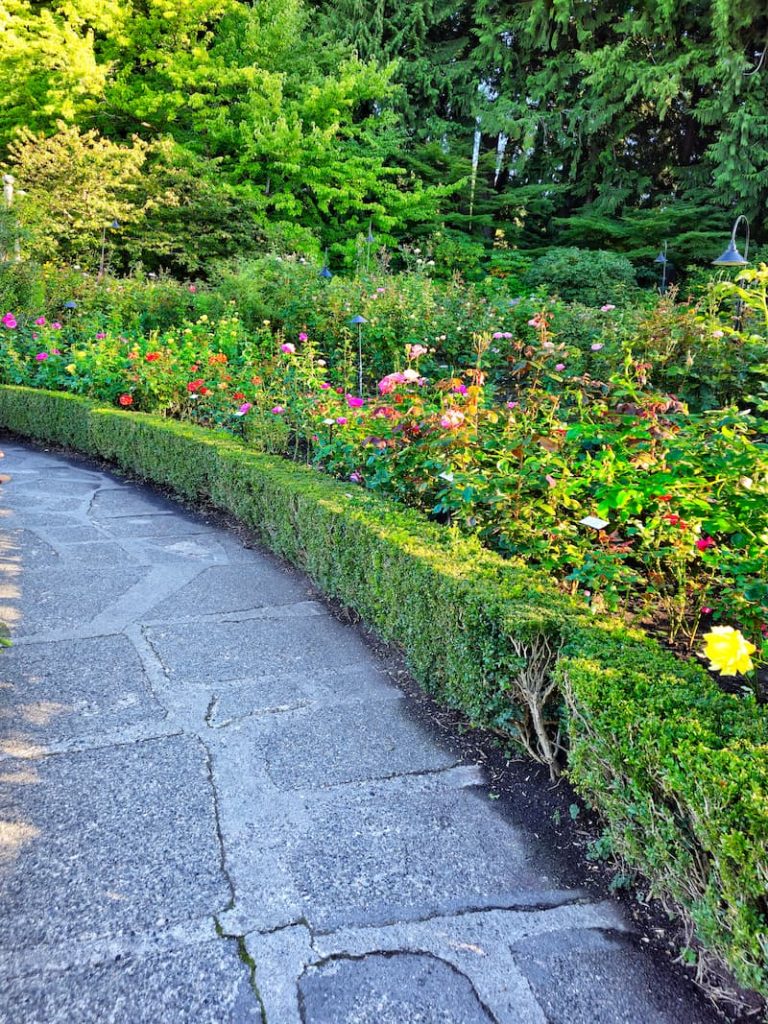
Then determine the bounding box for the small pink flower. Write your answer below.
[271,406,285,415]
[702,606,713,615]
[35,352,48,361]
[696,537,716,551]
[189,284,197,293]
[95,332,106,340]
[452,384,468,395]
[527,318,540,328]
[440,409,465,430]
[542,341,555,350]
[280,342,295,354]
[51,322,62,330]
[555,362,566,371]
[506,401,518,410]
[320,382,331,390]
[600,304,616,312]
[2,313,17,329]
[34,316,46,326]
[407,343,428,359]
[346,395,364,408]
[31,332,38,340]
[336,416,348,425]
[591,343,604,351]
[712,329,724,338]
[545,474,557,488]
[378,372,405,395]
[350,471,363,483]
[51,349,61,355]
[235,402,252,416]
[298,332,308,342]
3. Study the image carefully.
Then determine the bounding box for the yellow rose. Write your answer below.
[702,626,756,676]
[65,363,76,374]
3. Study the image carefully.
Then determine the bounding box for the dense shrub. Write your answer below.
[0,384,765,1007]
[524,247,640,305]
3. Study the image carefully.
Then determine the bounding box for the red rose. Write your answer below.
[118,393,133,407]
[145,352,160,362]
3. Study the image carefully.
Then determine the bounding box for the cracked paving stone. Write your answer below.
[145,614,380,686]
[0,566,147,637]
[248,700,458,789]
[1,940,262,1023]
[89,488,181,518]
[92,513,219,540]
[510,927,718,1024]
[0,635,165,744]
[242,773,576,931]
[0,735,230,950]
[144,564,310,621]
[298,952,495,1024]
[10,478,101,496]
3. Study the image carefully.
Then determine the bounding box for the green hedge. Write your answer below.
[1,385,766,1007]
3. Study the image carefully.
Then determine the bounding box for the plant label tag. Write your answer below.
[579,515,609,530]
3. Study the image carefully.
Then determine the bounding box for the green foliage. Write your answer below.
[524,248,639,306]
[0,383,766,1001]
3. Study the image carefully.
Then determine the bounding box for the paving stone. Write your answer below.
[1,939,262,1023]
[230,772,574,932]
[207,666,401,727]
[252,699,458,789]
[1,491,88,512]
[510,927,718,1024]
[144,564,310,621]
[30,523,109,545]
[0,529,60,570]
[145,614,378,685]
[92,513,219,540]
[0,635,165,744]
[298,952,495,1024]
[120,536,235,566]
[90,488,180,518]
[0,736,230,950]
[11,477,100,496]
[0,566,146,637]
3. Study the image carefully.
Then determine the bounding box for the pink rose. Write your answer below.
[2,313,17,329]
[346,395,364,408]
[280,343,295,354]
[336,416,348,425]
[236,402,252,416]
[298,332,308,342]
[271,406,285,415]
[439,409,465,430]
[34,316,46,326]
[51,322,62,330]
[36,352,48,361]
[320,382,331,390]
[600,304,616,312]
[555,363,566,371]
[591,343,604,351]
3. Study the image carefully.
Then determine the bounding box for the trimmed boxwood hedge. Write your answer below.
[1,385,766,1006]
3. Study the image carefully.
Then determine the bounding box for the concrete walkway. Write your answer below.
[0,439,721,1024]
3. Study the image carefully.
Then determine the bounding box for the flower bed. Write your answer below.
[0,384,766,1007]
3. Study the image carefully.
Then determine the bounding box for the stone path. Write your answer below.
[0,439,722,1023]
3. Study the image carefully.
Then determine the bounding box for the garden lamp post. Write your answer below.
[712,215,750,329]
[350,314,367,398]
[654,241,668,294]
